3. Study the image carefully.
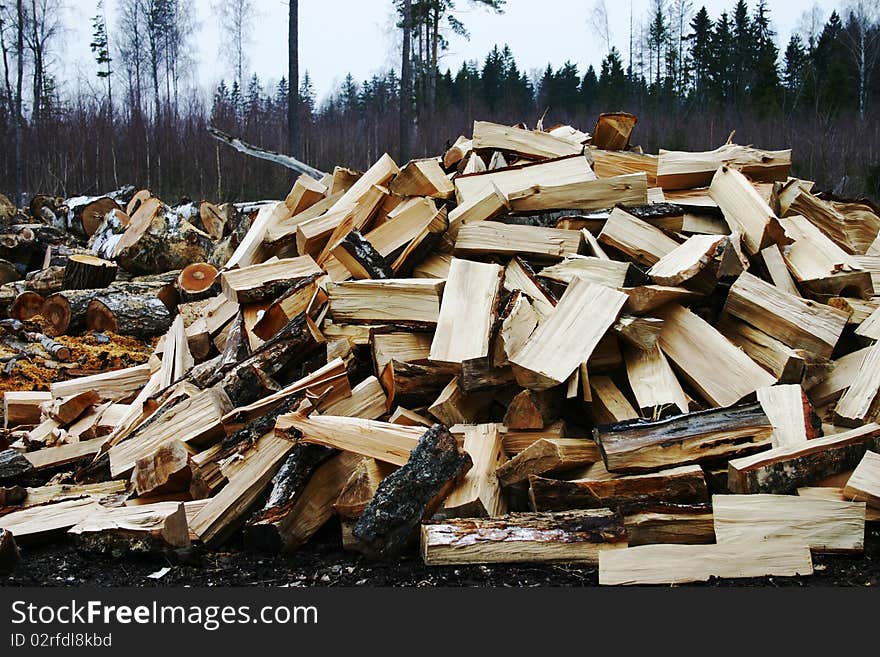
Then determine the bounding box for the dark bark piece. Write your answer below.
[334,230,394,279]
[24,331,70,360]
[728,424,880,494]
[0,258,21,284]
[62,254,118,290]
[0,449,34,482]
[353,424,472,559]
[9,291,44,321]
[218,311,250,371]
[595,403,774,474]
[86,294,173,339]
[528,463,709,513]
[42,289,97,336]
[0,528,19,572]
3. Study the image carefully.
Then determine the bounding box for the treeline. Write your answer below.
[0,0,879,204]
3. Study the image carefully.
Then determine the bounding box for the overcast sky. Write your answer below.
[62,0,839,102]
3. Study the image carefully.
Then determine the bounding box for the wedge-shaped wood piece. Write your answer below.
[598,207,679,267]
[502,389,561,430]
[620,284,702,315]
[446,183,508,236]
[713,493,865,553]
[495,437,599,487]
[427,377,492,426]
[761,245,801,295]
[657,304,775,406]
[624,505,715,546]
[529,462,709,512]
[718,315,807,383]
[0,498,100,545]
[380,359,456,409]
[68,502,190,553]
[623,344,689,417]
[503,256,556,319]
[371,331,432,375]
[422,509,627,566]
[133,440,194,496]
[326,152,399,216]
[224,201,287,269]
[494,291,538,367]
[189,433,294,547]
[334,457,396,522]
[455,155,596,205]
[657,143,791,190]
[614,314,664,351]
[440,423,507,518]
[788,187,879,255]
[455,222,582,260]
[844,451,880,509]
[24,437,105,470]
[757,384,819,449]
[809,346,871,407]
[331,231,393,280]
[49,363,152,401]
[596,403,772,474]
[590,149,657,183]
[835,339,880,427]
[429,258,503,365]
[599,542,812,586]
[727,423,880,494]
[472,120,584,159]
[272,451,366,552]
[390,158,454,198]
[444,135,472,168]
[855,306,880,340]
[589,375,639,425]
[778,214,863,284]
[538,256,629,288]
[284,173,327,215]
[507,173,648,213]
[4,391,51,428]
[709,165,789,255]
[277,414,424,466]
[591,112,637,150]
[353,424,472,559]
[44,390,100,425]
[648,234,725,285]
[327,279,444,326]
[510,279,627,390]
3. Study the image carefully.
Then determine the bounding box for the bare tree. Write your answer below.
[796,3,826,51]
[116,0,147,116]
[15,0,23,203]
[588,0,612,54]
[841,0,880,120]
[400,0,412,161]
[288,0,298,156]
[214,0,254,92]
[671,0,692,88]
[23,0,63,127]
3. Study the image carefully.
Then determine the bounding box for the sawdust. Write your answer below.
[0,331,154,394]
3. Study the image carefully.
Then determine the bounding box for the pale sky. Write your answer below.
[60,0,839,103]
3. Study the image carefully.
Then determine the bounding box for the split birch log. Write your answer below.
[438,423,507,518]
[844,451,880,509]
[68,502,190,553]
[834,339,880,427]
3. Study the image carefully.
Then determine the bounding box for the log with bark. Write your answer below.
[62,254,118,290]
[86,294,173,339]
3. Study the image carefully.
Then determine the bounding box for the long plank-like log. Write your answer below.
[727,423,880,494]
[595,403,773,474]
[422,509,628,566]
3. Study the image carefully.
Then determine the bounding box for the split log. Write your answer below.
[713,494,865,553]
[647,234,725,286]
[844,450,880,509]
[510,279,627,390]
[427,378,492,426]
[24,437,105,470]
[620,284,702,315]
[656,304,775,407]
[390,158,455,198]
[454,222,582,260]
[598,542,812,586]
[507,173,648,213]
[709,165,789,255]
[133,440,194,496]
[834,339,880,427]
[473,120,583,160]
[61,254,117,290]
[334,457,396,522]
[495,438,599,487]
[327,279,444,326]
[0,498,100,545]
[623,344,689,417]
[3,391,51,427]
[727,423,880,494]
[370,331,432,375]
[597,207,679,267]
[429,258,504,365]
[718,315,809,384]
[656,143,791,191]
[352,424,472,559]
[50,363,152,400]
[623,504,715,546]
[86,294,173,339]
[220,256,323,305]
[756,384,820,448]
[332,230,393,279]
[380,359,453,408]
[538,256,630,288]
[529,462,709,512]
[502,389,561,430]
[589,376,639,424]
[595,403,773,474]
[277,414,423,466]
[44,390,100,425]
[438,423,507,518]
[591,112,637,150]
[68,502,190,553]
[422,509,628,566]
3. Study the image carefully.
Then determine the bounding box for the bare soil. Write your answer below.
[3,523,878,587]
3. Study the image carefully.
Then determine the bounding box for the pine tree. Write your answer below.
[648,3,669,88]
[731,0,754,106]
[90,1,112,111]
[751,0,780,115]
[581,65,599,112]
[688,6,713,108]
[783,34,807,109]
[598,47,627,109]
[708,10,733,105]
[814,11,857,113]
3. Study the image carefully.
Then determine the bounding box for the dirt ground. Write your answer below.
[3,523,878,587]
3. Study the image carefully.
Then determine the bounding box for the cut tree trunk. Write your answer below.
[62,254,118,290]
[9,291,44,322]
[177,263,219,302]
[86,294,173,339]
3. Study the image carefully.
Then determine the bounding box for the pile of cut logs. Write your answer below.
[1,114,880,585]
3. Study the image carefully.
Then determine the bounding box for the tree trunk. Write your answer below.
[62,255,118,290]
[400,0,412,161]
[288,0,299,157]
[14,0,23,206]
[86,293,173,338]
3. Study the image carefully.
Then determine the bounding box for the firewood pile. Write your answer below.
[1,114,879,585]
